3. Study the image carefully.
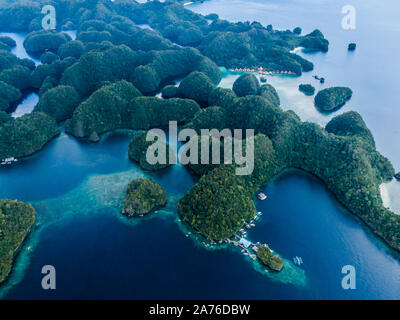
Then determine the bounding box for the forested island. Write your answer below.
[255,245,283,272]
[315,87,353,112]
[0,0,398,279]
[123,178,167,217]
[0,200,36,283]
[298,84,315,96]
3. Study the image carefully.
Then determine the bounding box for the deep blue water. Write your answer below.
[1,0,400,299]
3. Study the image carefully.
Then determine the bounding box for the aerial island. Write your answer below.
[298,84,315,96]
[123,178,167,217]
[0,200,36,283]
[0,0,398,280]
[255,245,283,272]
[314,86,353,112]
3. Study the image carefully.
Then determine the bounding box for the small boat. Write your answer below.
[293,256,303,265]
[257,193,267,200]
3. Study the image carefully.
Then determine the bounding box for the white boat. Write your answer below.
[1,157,18,165]
[293,256,303,265]
[257,193,267,200]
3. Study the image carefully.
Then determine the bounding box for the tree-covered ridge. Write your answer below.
[165,71,280,110]
[128,130,174,171]
[178,166,257,241]
[0,35,16,51]
[0,49,35,111]
[59,44,220,97]
[34,85,81,122]
[65,80,200,141]
[114,0,326,75]
[178,76,399,250]
[0,199,36,283]
[315,86,353,112]
[123,178,167,217]
[0,80,21,111]
[0,111,59,159]
[23,30,71,57]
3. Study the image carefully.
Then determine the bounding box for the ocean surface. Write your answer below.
[1,0,400,299]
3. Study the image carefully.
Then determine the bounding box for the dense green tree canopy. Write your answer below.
[161,84,179,99]
[256,245,283,271]
[0,80,21,111]
[0,199,36,283]
[298,83,315,96]
[178,166,256,240]
[34,85,81,122]
[0,111,59,159]
[315,86,353,112]
[0,36,16,48]
[0,65,32,91]
[40,51,59,64]
[123,178,167,217]
[24,30,71,56]
[57,40,85,60]
[233,73,260,97]
[176,71,215,106]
